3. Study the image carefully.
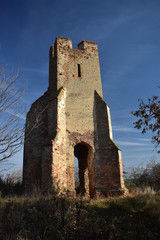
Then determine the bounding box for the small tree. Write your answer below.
[132,95,160,152]
[125,160,160,191]
[0,67,25,162]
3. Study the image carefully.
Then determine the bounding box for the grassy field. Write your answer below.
[0,192,160,240]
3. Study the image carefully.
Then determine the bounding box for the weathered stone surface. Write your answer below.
[23,37,124,197]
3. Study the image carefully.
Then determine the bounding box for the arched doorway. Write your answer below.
[74,142,95,197]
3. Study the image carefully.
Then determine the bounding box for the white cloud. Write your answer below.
[131,137,151,142]
[22,67,48,75]
[116,140,147,147]
[111,109,132,120]
[5,109,26,120]
[113,125,139,133]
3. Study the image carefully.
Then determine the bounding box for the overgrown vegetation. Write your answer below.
[125,160,160,192]
[1,163,160,239]
[0,170,23,196]
[0,194,160,239]
[132,94,160,152]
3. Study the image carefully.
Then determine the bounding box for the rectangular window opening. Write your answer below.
[78,64,81,77]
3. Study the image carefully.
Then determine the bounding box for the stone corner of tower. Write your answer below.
[55,36,73,49]
[77,40,98,51]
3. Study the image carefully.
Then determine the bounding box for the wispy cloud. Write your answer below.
[116,140,147,147]
[131,137,151,142]
[113,125,139,133]
[92,15,133,41]
[111,109,132,120]
[22,67,48,75]
[102,43,157,88]
[112,109,132,114]
[5,109,26,120]
[68,14,133,43]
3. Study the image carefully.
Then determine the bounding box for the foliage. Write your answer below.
[0,67,25,161]
[132,95,160,152]
[125,161,160,191]
[0,170,23,196]
[0,194,160,239]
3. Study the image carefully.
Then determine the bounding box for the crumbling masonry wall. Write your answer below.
[23,37,124,197]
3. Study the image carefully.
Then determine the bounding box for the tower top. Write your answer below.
[55,36,98,51]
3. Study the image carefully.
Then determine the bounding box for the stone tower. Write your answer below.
[23,37,124,197]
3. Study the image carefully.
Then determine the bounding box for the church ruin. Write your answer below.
[23,37,124,197]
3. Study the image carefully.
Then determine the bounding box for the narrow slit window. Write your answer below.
[78,64,81,77]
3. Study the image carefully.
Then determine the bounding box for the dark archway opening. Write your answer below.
[74,143,88,196]
[74,142,95,197]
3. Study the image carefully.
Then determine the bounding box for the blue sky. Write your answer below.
[1,0,160,173]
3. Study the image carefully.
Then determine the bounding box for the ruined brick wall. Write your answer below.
[23,37,124,197]
[54,38,103,196]
[94,92,124,196]
[23,92,48,191]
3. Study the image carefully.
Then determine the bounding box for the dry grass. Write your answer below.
[1,166,160,239]
[0,192,160,239]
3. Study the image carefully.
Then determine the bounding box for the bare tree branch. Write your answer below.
[0,67,25,161]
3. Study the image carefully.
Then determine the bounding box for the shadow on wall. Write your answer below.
[93,91,123,196]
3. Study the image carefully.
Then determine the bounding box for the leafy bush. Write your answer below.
[125,161,160,191]
[0,170,23,196]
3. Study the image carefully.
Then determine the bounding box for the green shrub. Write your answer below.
[0,195,160,239]
[125,161,160,191]
[0,170,23,196]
